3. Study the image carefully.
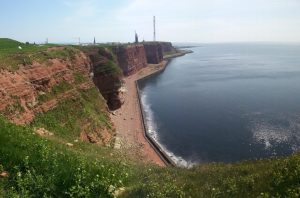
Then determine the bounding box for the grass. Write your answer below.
[32,87,112,143]
[78,45,122,76]
[0,101,25,117]
[163,48,178,56]
[38,81,73,102]
[74,72,87,84]
[94,59,121,76]
[45,46,78,61]
[0,38,78,71]
[0,116,129,198]
[3,110,300,197]
[124,155,300,198]
[0,38,22,47]
[0,38,49,71]
[1,38,300,197]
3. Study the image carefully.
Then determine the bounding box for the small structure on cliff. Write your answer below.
[135,32,139,44]
[153,16,156,42]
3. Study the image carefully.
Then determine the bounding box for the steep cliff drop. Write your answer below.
[113,44,147,76]
[0,47,92,125]
[144,42,164,64]
[83,47,123,110]
[0,43,116,146]
[159,42,175,54]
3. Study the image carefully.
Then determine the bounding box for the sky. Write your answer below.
[1,0,300,43]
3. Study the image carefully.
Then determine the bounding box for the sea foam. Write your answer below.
[140,92,195,168]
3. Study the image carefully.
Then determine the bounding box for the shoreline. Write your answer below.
[111,50,192,166]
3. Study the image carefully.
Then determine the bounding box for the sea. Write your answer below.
[137,43,300,167]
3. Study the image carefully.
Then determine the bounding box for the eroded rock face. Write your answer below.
[159,42,174,54]
[113,44,147,76]
[86,48,123,110]
[0,47,118,145]
[0,51,92,124]
[144,43,164,64]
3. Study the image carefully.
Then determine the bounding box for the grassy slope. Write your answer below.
[0,116,129,198]
[0,38,78,71]
[32,87,113,143]
[0,71,126,197]
[1,39,300,197]
[1,111,300,197]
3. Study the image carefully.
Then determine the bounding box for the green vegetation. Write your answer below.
[74,72,87,84]
[94,59,121,76]
[0,38,23,49]
[0,38,78,71]
[1,38,300,197]
[125,155,300,197]
[0,38,48,71]
[2,109,300,197]
[45,47,78,61]
[1,101,25,117]
[77,45,122,76]
[163,48,178,56]
[38,81,73,102]
[33,87,112,142]
[0,117,129,198]
[76,44,120,52]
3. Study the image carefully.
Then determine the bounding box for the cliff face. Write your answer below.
[85,47,123,110]
[0,45,116,145]
[0,48,92,124]
[113,44,147,76]
[0,40,176,125]
[159,42,175,54]
[144,43,163,64]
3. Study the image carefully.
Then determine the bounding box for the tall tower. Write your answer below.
[153,16,156,42]
[93,37,96,45]
[135,31,139,44]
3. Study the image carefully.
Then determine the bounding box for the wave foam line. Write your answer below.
[140,92,195,168]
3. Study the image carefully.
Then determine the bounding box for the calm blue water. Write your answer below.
[138,43,300,166]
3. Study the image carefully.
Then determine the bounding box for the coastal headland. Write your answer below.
[2,38,300,197]
[111,48,192,166]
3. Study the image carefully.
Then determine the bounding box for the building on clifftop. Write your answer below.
[135,32,139,44]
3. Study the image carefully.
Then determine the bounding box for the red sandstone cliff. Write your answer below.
[144,43,164,64]
[113,44,147,76]
[159,42,175,54]
[84,47,123,110]
[0,48,92,125]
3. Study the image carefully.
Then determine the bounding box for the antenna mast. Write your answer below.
[153,16,156,42]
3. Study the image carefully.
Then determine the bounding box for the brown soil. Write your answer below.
[0,171,9,178]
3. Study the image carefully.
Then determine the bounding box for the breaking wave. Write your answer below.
[139,91,195,168]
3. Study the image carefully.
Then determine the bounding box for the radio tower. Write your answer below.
[153,16,156,42]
